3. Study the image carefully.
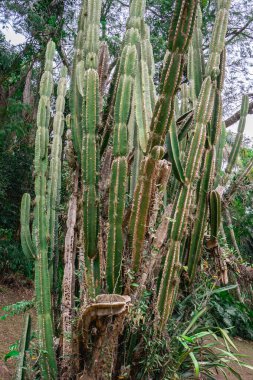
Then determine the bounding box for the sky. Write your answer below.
[2,26,253,142]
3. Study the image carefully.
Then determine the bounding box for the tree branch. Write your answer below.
[56,42,71,75]
[226,16,253,45]
[225,100,253,127]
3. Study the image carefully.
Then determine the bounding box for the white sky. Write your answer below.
[2,26,253,142]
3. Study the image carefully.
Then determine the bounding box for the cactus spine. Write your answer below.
[21,41,57,378]
[129,0,198,273]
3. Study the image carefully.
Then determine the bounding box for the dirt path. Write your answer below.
[215,337,253,379]
[0,285,253,379]
[0,282,35,379]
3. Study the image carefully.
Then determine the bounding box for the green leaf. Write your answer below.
[4,350,19,361]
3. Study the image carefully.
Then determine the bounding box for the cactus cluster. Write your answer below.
[19,0,251,378]
[158,0,231,326]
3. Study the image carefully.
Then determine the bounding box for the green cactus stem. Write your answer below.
[106,44,137,292]
[31,40,57,378]
[225,95,249,176]
[129,0,198,274]
[82,0,102,264]
[20,193,35,261]
[187,2,230,284]
[158,72,216,328]
[167,115,185,184]
[15,314,31,380]
[188,4,204,102]
[34,40,57,378]
[47,66,67,283]
[70,0,88,161]
[209,190,221,241]
[21,41,59,380]
[214,121,226,188]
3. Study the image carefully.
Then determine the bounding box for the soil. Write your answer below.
[215,336,253,379]
[0,282,253,380]
[0,276,35,379]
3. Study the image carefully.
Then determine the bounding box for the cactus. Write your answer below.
[106,0,157,292]
[129,0,198,274]
[157,0,231,325]
[20,193,35,261]
[225,95,249,176]
[209,190,221,242]
[180,83,190,116]
[106,44,137,292]
[214,121,226,188]
[47,66,67,285]
[167,116,185,184]
[20,41,58,378]
[18,0,246,376]
[188,4,204,102]
[80,1,102,298]
[15,314,31,380]
[70,0,88,161]
[186,2,230,283]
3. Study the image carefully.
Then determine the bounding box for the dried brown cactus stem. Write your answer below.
[77,295,131,379]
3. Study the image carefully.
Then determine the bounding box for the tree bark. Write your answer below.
[61,168,79,379]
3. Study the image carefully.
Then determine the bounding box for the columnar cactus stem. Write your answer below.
[82,1,102,276]
[180,84,190,116]
[129,0,198,273]
[187,1,231,283]
[47,66,67,282]
[157,0,231,321]
[224,157,253,203]
[158,75,216,329]
[20,194,35,261]
[209,190,221,242]
[225,95,249,176]
[15,314,31,380]
[106,44,137,292]
[188,4,204,102]
[34,41,57,379]
[224,206,242,258]
[70,0,88,161]
[106,0,156,292]
[20,41,58,378]
[214,121,226,188]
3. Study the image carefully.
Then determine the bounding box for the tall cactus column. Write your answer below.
[129,0,198,274]
[80,0,102,296]
[47,66,67,294]
[106,44,137,293]
[21,41,57,378]
[106,0,156,293]
[157,0,231,327]
[70,0,88,161]
[187,0,231,281]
